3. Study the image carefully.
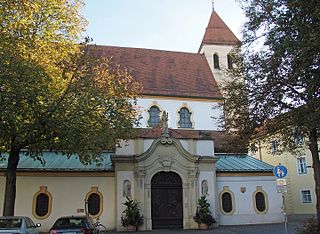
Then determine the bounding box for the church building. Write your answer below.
[0,6,284,232]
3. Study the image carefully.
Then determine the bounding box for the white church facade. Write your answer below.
[0,8,284,232]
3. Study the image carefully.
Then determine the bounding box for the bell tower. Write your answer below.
[199,1,240,87]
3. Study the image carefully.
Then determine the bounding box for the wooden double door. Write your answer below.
[151,171,183,229]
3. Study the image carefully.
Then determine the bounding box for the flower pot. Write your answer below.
[198,223,209,230]
[127,224,136,232]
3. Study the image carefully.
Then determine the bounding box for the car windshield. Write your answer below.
[0,218,22,229]
[53,218,87,229]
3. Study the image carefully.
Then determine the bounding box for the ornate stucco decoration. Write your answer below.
[135,166,146,177]
[160,136,173,145]
[160,159,173,172]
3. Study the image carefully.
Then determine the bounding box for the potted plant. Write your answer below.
[193,196,216,229]
[121,197,144,231]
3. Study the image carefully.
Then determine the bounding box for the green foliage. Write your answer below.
[0,0,141,164]
[0,0,141,215]
[193,196,215,225]
[223,0,320,222]
[234,0,320,138]
[296,217,320,234]
[121,197,144,227]
[218,47,255,153]
[0,0,86,74]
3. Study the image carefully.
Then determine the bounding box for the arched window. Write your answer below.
[213,54,220,69]
[221,192,233,213]
[227,54,233,69]
[35,193,49,217]
[88,193,100,216]
[255,192,266,212]
[253,186,268,214]
[86,187,103,218]
[33,186,52,219]
[148,105,161,127]
[178,107,192,128]
[219,186,235,215]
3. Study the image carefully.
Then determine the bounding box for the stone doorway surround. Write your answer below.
[112,134,219,231]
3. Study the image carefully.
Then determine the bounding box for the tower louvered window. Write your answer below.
[213,54,220,69]
[227,54,233,69]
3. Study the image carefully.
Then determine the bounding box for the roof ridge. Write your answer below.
[90,44,202,56]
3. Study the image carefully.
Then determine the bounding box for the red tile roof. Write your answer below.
[200,11,240,49]
[90,45,222,99]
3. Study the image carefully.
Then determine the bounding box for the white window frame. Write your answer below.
[301,189,312,204]
[270,140,278,155]
[294,134,304,145]
[297,157,307,175]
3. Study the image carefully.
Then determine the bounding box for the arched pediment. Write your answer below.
[134,136,199,163]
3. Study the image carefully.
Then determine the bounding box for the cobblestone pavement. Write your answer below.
[107,221,300,234]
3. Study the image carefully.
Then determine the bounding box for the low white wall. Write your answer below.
[198,171,216,217]
[216,175,284,225]
[0,175,115,232]
[196,140,214,156]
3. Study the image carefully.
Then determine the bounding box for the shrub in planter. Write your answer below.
[193,196,216,229]
[121,197,144,231]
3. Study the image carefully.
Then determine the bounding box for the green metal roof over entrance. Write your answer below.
[216,154,274,172]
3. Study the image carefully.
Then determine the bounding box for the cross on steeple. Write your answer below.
[212,0,215,12]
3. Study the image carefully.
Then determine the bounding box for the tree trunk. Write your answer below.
[309,128,320,225]
[3,146,20,216]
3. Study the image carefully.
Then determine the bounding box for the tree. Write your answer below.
[222,0,319,223]
[0,0,141,216]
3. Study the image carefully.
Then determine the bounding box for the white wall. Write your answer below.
[196,140,214,156]
[115,140,135,155]
[216,176,284,225]
[200,44,235,87]
[137,97,223,131]
[116,171,134,231]
[198,171,216,218]
[143,139,154,152]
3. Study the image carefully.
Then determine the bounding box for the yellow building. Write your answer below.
[249,137,318,217]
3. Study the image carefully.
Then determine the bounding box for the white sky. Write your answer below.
[83,0,245,53]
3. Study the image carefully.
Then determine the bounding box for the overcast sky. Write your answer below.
[83,0,245,53]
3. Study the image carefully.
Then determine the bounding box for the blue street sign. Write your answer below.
[273,165,288,178]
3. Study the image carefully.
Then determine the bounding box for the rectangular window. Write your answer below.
[294,134,304,145]
[297,157,307,175]
[270,140,278,155]
[301,190,312,203]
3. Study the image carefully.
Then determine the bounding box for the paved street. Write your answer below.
[107,220,301,234]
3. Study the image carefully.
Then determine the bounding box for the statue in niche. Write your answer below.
[201,180,208,196]
[161,110,169,137]
[123,180,131,198]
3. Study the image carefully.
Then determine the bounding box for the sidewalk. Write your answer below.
[107,221,300,234]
